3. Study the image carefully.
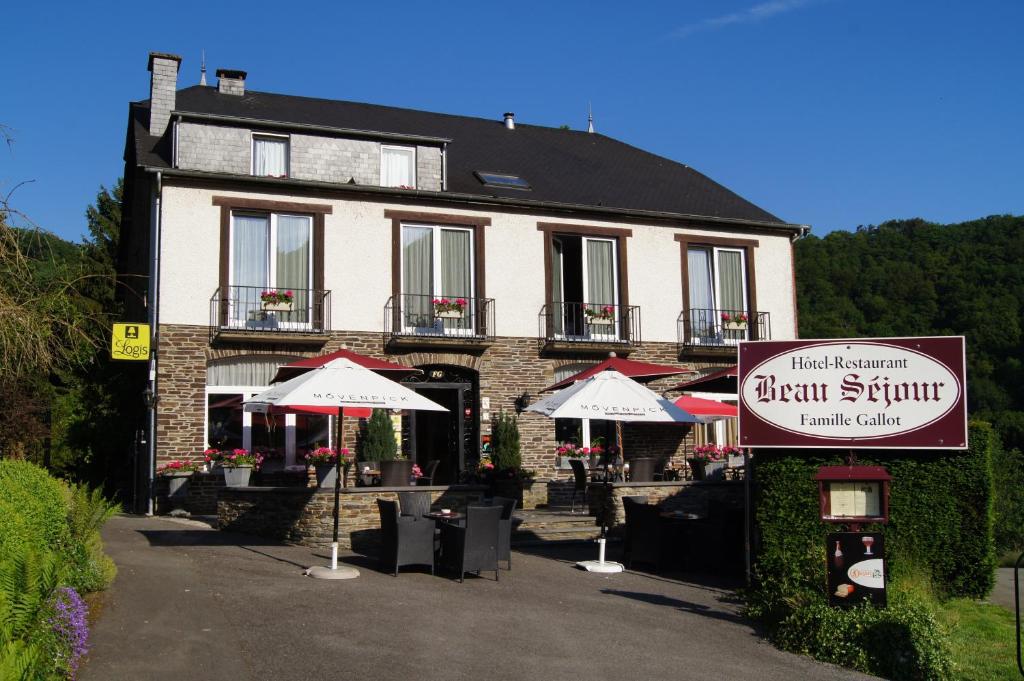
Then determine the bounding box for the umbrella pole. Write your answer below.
[331,407,343,570]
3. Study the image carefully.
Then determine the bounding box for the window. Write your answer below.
[229,212,312,326]
[252,134,288,177]
[381,145,416,188]
[206,356,331,467]
[400,223,474,333]
[474,171,530,190]
[687,246,748,344]
[550,234,619,338]
[552,363,616,465]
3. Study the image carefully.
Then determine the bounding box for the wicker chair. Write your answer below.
[398,491,432,519]
[490,496,518,570]
[377,499,436,576]
[416,460,440,486]
[568,459,589,514]
[440,504,502,583]
[622,495,663,570]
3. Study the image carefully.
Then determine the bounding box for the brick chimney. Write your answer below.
[147,52,181,137]
[217,69,247,96]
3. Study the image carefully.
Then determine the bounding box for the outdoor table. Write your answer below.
[423,511,465,524]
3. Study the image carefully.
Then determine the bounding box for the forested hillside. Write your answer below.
[795,215,1024,449]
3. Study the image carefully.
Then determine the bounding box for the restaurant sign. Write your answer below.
[110,323,150,361]
[738,337,966,449]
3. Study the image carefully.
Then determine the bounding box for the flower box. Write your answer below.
[724,321,748,331]
[262,301,294,312]
[586,317,614,326]
[437,309,463,319]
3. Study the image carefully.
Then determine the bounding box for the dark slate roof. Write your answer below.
[129,85,787,225]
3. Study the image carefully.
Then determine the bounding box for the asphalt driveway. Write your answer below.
[81,515,874,681]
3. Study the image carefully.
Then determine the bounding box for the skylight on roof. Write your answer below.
[474,171,531,190]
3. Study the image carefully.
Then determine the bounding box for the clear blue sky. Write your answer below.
[2,0,1022,242]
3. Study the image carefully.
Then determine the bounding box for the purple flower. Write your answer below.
[49,586,88,678]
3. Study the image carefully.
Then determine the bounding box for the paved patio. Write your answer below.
[81,515,875,681]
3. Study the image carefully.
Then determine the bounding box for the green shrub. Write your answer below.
[991,443,1024,555]
[772,586,954,680]
[359,409,397,462]
[62,484,119,593]
[748,421,997,624]
[0,460,71,559]
[0,546,61,681]
[490,411,521,472]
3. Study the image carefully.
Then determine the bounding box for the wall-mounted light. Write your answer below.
[514,392,531,414]
[142,385,157,409]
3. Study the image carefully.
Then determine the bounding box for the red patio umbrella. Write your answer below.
[542,353,691,392]
[673,394,738,419]
[668,365,737,393]
[270,348,420,418]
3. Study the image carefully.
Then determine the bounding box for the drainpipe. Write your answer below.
[146,170,163,515]
[441,142,448,191]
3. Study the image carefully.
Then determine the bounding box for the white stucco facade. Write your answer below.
[157,183,798,343]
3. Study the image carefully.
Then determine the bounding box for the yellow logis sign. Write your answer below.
[111,323,151,361]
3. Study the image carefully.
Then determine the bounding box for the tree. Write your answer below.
[490,411,521,472]
[359,409,398,462]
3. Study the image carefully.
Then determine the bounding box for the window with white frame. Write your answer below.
[551,363,616,464]
[230,212,313,325]
[206,356,331,467]
[687,246,748,344]
[400,223,474,332]
[381,145,416,188]
[252,134,289,177]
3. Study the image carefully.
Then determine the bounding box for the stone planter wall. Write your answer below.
[155,469,311,515]
[587,480,743,530]
[217,484,488,549]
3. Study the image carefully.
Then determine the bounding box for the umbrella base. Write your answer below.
[305,565,360,580]
[576,560,624,573]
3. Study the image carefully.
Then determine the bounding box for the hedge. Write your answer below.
[747,421,997,625]
[0,460,71,558]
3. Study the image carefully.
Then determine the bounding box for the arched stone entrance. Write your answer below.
[402,364,479,484]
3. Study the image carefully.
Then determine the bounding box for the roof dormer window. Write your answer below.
[252,133,289,178]
[381,145,416,189]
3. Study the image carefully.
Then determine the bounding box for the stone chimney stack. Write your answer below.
[217,69,247,96]
[147,52,181,137]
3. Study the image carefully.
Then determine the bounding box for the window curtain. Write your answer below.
[402,226,433,326]
[253,137,287,177]
[232,214,269,319]
[586,239,614,307]
[717,250,745,314]
[382,147,414,187]
[687,248,714,339]
[441,229,471,329]
[207,355,297,386]
[550,238,564,335]
[276,215,311,322]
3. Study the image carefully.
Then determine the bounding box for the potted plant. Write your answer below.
[220,448,263,487]
[260,289,294,312]
[305,446,352,488]
[583,305,615,326]
[721,311,749,331]
[360,409,412,486]
[555,443,589,468]
[688,444,727,481]
[203,447,223,472]
[491,411,533,503]
[158,459,199,511]
[432,297,468,319]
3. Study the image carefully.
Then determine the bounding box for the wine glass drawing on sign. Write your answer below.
[862,535,874,556]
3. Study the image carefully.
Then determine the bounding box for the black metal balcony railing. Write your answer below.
[539,301,641,347]
[384,294,494,343]
[677,308,769,351]
[209,286,330,341]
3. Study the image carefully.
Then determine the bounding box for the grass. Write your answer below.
[936,598,1020,680]
[999,550,1023,568]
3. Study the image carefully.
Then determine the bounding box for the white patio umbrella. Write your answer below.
[525,369,698,573]
[244,357,447,580]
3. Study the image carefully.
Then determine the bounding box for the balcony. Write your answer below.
[384,294,495,350]
[538,302,641,355]
[209,286,330,345]
[677,308,770,356]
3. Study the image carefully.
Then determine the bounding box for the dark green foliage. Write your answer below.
[772,588,954,680]
[991,443,1024,555]
[62,484,119,593]
[490,411,521,472]
[359,409,397,462]
[0,461,71,558]
[747,422,997,628]
[794,215,1024,452]
[0,547,61,681]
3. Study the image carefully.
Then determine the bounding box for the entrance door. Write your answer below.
[410,386,463,484]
